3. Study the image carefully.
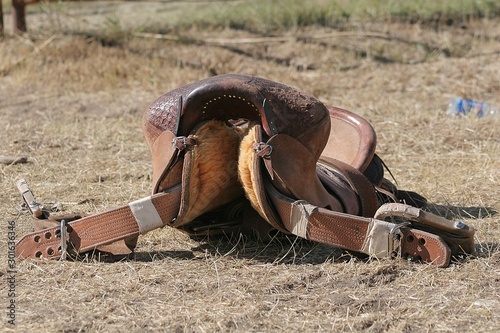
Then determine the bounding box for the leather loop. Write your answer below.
[239,125,289,233]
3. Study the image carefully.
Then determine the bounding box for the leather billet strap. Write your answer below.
[265,182,452,267]
[15,186,182,260]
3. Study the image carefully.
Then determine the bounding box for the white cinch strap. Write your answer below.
[129,196,164,234]
[360,219,393,258]
[289,200,316,239]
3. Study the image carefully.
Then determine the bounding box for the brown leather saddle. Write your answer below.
[15,74,475,267]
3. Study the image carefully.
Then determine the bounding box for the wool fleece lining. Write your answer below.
[180,120,248,223]
[179,119,271,228]
[238,124,267,219]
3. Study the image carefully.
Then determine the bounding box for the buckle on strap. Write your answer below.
[385,220,452,267]
[172,136,197,150]
[57,219,69,260]
[376,203,475,257]
[253,142,274,179]
[253,142,272,157]
[388,221,411,259]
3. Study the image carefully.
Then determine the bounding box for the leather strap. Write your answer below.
[265,181,451,267]
[15,185,182,260]
[375,203,475,255]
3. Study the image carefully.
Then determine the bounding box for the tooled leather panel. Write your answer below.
[16,206,141,259]
[307,209,369,251]
[143,74,331,159]
[142,82,194,148]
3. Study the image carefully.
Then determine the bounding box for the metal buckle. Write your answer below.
[59,219,69,260]
[172,136,196,150]
[253,142,272,157]
[172,136,187,149]
[388,221,411,259]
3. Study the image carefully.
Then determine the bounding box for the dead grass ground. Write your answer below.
[0,1,499,332]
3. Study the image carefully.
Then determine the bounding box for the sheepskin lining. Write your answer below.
[237,125,266,219]
[182,120,247,223]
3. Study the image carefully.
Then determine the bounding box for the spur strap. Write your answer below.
[15,185,182,260]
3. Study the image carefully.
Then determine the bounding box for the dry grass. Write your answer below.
[1,2,499,332]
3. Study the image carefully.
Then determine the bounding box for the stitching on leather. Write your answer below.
[203,95,259,113]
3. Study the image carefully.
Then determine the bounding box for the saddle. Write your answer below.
[15,74,475,267]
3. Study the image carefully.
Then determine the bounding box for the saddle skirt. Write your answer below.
[15,74,475,267]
